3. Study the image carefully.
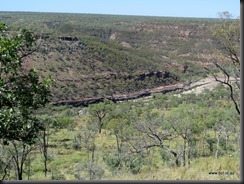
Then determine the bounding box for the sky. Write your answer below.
[0,0,240,18]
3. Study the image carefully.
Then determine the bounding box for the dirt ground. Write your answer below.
[182,76,239,95]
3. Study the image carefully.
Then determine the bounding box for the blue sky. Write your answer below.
[0,0,240,18]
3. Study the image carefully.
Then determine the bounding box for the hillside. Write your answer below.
[0,12,219,103]
[0,12,240,181]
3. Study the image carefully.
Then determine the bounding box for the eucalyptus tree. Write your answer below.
[205,11,240,115]
[0,22,52,180]
[105,102,133,171]
[208,107,240,158]
[88,99,113,133]
[130,109,181,166]
[74,122,104,180]
[165,104,206,166]
[37,115,57,177]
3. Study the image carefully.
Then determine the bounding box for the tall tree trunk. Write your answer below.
[18,170,23,180]
[115,134,120,159]
[98,119,102,133]
[92,147,95,163]
[182,139,186,167]
[187,140,191,167]
[115,133,122,168]
[43,128,48,177]
[11,141,33,180]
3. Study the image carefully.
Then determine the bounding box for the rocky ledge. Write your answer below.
[51,83,184,107]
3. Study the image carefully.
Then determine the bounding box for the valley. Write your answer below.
[0,12,240,181]
[0,12,213,102]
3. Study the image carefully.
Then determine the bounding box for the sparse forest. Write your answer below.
[0,12,240,180]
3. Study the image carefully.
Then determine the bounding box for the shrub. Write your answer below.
[51,171,66,180]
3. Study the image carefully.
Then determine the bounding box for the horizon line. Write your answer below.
[0,10,223,19]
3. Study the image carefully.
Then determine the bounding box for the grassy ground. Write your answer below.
[24,126,240,180]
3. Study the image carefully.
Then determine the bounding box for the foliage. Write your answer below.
[206,11,240,115]
[88,100,113,133]
[0,12,218,102]
[0,12,240,181]
[0,22,52,180]
[0,22,52,144]
[51,170,66,180]
[74,161,104,180]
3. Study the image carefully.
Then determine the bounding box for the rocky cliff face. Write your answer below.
[52,83,184,107]
[102,70,177,81]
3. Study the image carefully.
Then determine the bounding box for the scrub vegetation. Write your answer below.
[0,11,240,180]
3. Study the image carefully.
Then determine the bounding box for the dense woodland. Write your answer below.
[0,12,240,180]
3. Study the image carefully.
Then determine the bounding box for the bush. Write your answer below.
[160,149,175,167]
[72,138,81,150]
[126,153,146,175]
[103,153,121,171]
[51,171,66,180]
[54,115,74,129]
[75,161,104,180]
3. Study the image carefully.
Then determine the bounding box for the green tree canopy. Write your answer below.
[0,22,52,145]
